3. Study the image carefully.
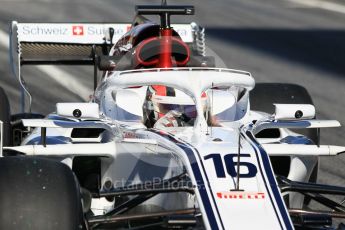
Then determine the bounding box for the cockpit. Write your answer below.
[103,74,250,129]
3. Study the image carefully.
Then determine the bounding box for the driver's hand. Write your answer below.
[154,110,182,128]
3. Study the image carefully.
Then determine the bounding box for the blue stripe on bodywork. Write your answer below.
[149,130,220,230]
[241,133,284,229]
[244,131,293,230]
[178,143,226,230]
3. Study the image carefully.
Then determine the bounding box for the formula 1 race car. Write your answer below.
[1,3,345,230]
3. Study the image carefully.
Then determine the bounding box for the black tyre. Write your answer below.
[0,157,85,230]
[0,87,11,146]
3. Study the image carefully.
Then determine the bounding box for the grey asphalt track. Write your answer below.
[0,0,345,217]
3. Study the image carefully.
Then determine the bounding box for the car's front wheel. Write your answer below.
[0,156,85,230]
[0,87,12,146]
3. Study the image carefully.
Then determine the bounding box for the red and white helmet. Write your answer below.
[144,85,207,127]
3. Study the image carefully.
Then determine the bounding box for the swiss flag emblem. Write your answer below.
[72,26,84,36]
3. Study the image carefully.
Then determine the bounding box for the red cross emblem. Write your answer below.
[72,26,84,36]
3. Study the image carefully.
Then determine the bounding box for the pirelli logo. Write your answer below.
[216,192,265,199]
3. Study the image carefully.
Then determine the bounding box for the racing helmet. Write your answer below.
[143,85,207,127]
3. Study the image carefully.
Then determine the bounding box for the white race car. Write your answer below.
[1,3,345,230]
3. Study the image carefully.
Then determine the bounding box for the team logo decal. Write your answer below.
[72,25,84,36]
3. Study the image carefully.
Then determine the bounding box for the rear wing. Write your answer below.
[9,22,195,112]
[10,22,194,66]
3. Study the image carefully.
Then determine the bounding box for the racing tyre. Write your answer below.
[0,157,85,230]
[0,87,11,146]
[250,83,319,204]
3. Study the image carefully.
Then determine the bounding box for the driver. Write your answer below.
[143,86,207,128]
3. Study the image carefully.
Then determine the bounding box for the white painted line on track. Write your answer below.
[0,28,91,100]
[288,0,345,14]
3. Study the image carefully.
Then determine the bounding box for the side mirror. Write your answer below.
[56,103,100,119]
[274,104,315,120]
